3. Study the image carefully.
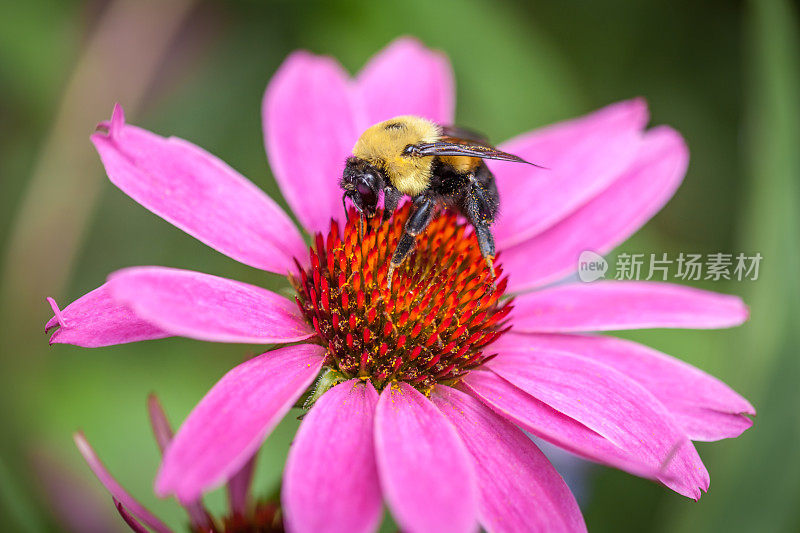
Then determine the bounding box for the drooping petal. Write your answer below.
[431,385,585,533]
[493,332,754,441]
[107,266,313,344]
[461,370,707,497]
[463,371,664,480]
[146,394,173,454]
[146,395,211,529]
[263,51,361,234]
[74,433,171,533]
[510,281,748,332]
[155,344,325,503]
[113,499,152,533]
[283,380,382,533]
[493,99,648,249]
[484,350,709,499]
[375,382,478,533]
[227,453,258,518]
[357,36,455,125]
[46,285,168,348]
[501,126,688,293]
[91,105,305,274]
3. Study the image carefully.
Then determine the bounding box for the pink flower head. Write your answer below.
[47,37,754,532]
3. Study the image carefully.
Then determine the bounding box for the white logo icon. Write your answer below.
[578,251,607,282]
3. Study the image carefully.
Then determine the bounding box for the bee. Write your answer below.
[340,115,537,287]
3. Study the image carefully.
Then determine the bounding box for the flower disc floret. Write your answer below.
[291,205,512,392]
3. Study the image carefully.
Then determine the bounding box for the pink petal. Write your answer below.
[510,281,748,332]
[155,344,325,503]
[74,432,171,533]
[92,104,305,274]
[263,51,361,234]
[493,99,648,249]
[146,394,173,454]
[501,126,688,293]
[46,285,168,348]
[375,382,478,533]
[227,453,257,518]
[113,499,151,533]
[431,385,586,533]
[494,332,754,441]
[283,380,382,533]
[146,395,211,529]
[485,350,709,499]
[356,36,455,125]
[107,266,313,344]
[461,370,708,498]
[463,371,662,479]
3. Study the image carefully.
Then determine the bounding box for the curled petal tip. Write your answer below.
[95,104,127,137]
[46,296,67,330]
[110,103,126,137]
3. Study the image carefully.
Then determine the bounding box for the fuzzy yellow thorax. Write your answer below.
[352,115,441,196]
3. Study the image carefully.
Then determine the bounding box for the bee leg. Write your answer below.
[463,169,499,280]
[382,186,402,223]
[474,225,496,278]
[342,196,350,221]
[387,195,435,289]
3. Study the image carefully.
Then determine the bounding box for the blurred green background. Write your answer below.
[1,0,798,531]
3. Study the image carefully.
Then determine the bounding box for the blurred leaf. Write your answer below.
[0,0,76,113]
[295,0,584,138]
[667,0,800,531]
[0,456,42,533]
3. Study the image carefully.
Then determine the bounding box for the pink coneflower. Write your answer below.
[75,395,282,532]
[47,38,754,532]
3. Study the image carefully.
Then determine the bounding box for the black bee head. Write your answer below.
[341,157,384,219]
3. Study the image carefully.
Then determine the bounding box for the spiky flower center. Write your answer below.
[291,205,512,394]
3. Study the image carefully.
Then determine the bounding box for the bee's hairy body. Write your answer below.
[342,115,531,287]
[352,116,485,198]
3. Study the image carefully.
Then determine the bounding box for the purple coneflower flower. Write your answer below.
[47,38,754,532]
[75,395,282,532]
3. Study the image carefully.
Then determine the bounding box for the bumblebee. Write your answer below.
[340,115,535,287]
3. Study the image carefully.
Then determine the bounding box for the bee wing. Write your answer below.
[411,138,544,167]
[439,125,490,144]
